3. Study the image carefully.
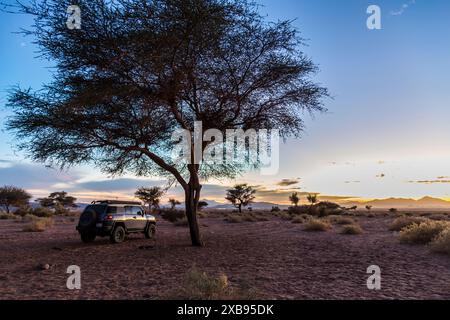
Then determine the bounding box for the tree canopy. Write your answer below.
[6,0,328,246]
[225,183,256,213]
[0,186,32,214]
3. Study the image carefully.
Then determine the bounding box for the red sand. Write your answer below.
[0,214,449,299]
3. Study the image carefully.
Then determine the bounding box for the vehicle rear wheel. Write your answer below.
[145,224,156,239]
[80,232,96,243]
[110,225,126,244]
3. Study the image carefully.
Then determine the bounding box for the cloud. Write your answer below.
[408,180,450,184]
[0,162,83,190]
[390,0,416,16]
[276,178,300,187]
[77,178,162,192]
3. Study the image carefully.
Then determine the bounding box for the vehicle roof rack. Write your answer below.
[91,200,142,205]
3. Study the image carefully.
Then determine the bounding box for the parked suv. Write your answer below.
[76,200,156,244]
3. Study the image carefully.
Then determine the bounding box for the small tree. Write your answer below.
[37,191,77,208]
[289,192,300,207]
[0,186,32,214]
[197,201,209,211]
[307,194,318,206]
[135,187,165,212]
[225,184,256,213]
[169,199,181,210]
[365,205,373,212]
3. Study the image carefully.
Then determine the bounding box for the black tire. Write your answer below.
[78,209,97,228]
[110,225,126,244]
[80,232,96,243]
[145,223,156,239]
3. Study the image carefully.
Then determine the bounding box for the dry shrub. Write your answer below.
[340,224,363,235]
[197,211,208,219]
[430,228,450,255]
[388,216,427,232]
[332,216,355,225]
[22,217,54,232]
[225,213,268,223]
[170,267,258,300]
[13,206,33,217]
[399,221,450,245]
[304,219,331,232]
[32,207,53,218]
[160,209,185,222]
[277,212,293,221]
[173,217,189,227]
[429,214,448,221]
[0,213,19,220]
[291,214,312,224]
[225,215,243,223]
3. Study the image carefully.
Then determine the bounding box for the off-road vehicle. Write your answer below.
[76,200,156,244]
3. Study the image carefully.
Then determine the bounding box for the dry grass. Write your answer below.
[399,220,450,245]
[304,219,331,232]
[331,216,356,225]
[291,214,312,224]
[173,217,189,227]
[225,213,269,223]
[22,217,54,232]
[168,266,258,300]
[340,224,363,235]
[0,213,19,220]
[430,228,450,255]
[388,216,427,232]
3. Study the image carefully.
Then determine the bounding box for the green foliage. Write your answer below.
[225,184,256,213]
[0,186,32,214]
[289,192,300,206]
[135,186,164,211]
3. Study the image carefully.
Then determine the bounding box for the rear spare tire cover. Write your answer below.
[79,209,97,228]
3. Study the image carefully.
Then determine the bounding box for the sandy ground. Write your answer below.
[0,213,449,300]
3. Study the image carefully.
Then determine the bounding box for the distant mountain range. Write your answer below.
[70,196,450,211]
[342,196,450,209]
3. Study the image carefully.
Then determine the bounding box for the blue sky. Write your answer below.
[1,0,450,204]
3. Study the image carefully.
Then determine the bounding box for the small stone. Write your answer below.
[38,263,50,270]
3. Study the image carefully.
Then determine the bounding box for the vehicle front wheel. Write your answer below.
[110,226,126,244]
[80,232,96,243]
[145,224,156,239]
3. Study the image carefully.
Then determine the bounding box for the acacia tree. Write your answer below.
[168,198,181,210]
[37,191,77,207]
[0,186,32,214]
[225,184,256,213]
[306,194,317,206]
[135,186,164,212]
[289,192,300,207]
[5,0,327,246]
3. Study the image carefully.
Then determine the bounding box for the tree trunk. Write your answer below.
[184,183,204,247]
[238,204,242,213]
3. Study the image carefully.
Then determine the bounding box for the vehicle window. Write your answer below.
[85,205,106,215]
[107,206,125,214]
[124,206,133,214]
[131,206,143,215]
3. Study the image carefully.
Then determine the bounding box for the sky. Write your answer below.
[1,0,450,205]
